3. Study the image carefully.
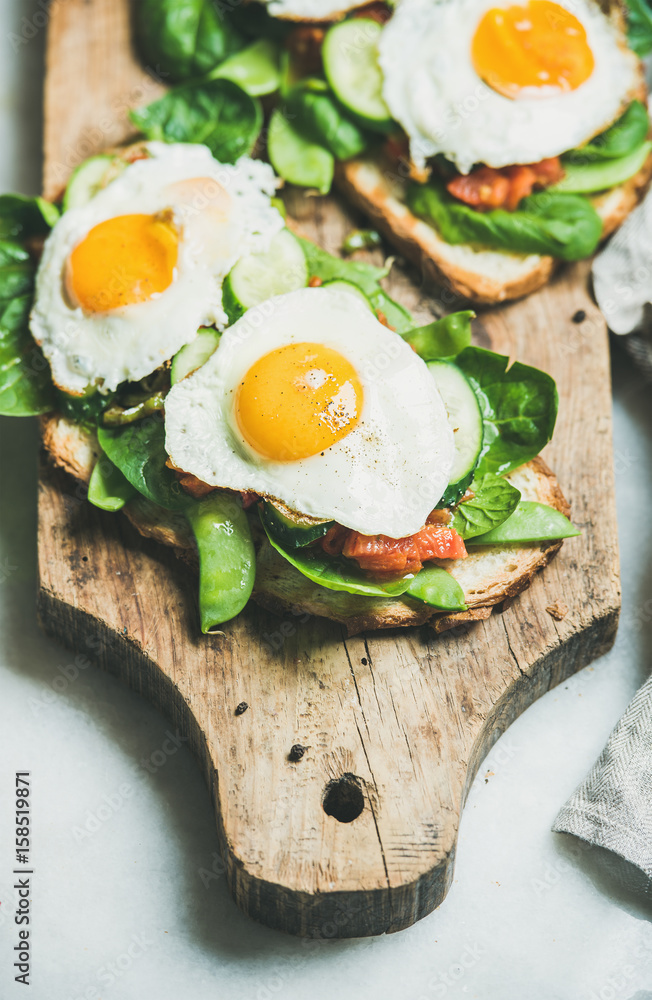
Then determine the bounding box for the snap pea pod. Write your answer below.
[466,501,580,545]
[186,492,256,632]
[88,454,136,512]
[406,566,467,611]
[102,391,166,427]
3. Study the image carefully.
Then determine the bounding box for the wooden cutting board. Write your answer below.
[37,0,620,938]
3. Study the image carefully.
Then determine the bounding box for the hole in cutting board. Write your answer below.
[322,773,365,823]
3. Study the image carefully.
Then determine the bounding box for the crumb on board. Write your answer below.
[546,601,569,621]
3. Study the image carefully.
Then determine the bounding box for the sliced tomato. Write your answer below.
[321,524,349,556]
[413,524,468,562]
[447,166,511,210]
[342,533,423,575]
[447,156,563,212]
[531,156,565,186]
[321,521,467,577]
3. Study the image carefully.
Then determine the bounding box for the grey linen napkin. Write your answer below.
[553,674,652,889]
[592,185,652,382]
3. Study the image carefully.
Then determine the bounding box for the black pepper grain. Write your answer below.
[572,310,586,324]
[288,744,307,761]
[234,702,249,716]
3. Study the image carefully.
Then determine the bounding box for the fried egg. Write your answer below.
[164,287,455,536]
[30,142,284,395]
[379,0,640,172]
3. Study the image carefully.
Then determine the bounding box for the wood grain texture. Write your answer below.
[37,0,620,937]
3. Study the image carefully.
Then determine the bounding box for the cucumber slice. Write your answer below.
[267,108,334,193]
[222,228,309,322]
[321,279,373,310]
[555,141,652,194]
[210,39,281,97]
[322,19,392,131]
[259,499,333,549]
[171,328,221,385]
[63,155,115,211]
[428,360,483,498]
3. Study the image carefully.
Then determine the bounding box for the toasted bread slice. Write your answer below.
[40,413,570,636]
[336,148,652,305]
[252,457,568,634]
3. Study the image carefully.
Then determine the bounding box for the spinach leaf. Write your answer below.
[209,39,281,97]
[130,79,262,164]
[229,4,292,42]
[625,0,652,55]
[133,0,243,84]
[267,108,335,195]
[98,416,191,512]
[455,347,558,477]
[0,241,54,416]
[406,180,603,261]
[406,566,467,611]
[451,472,521,539]
[466,501,580,545]
[262,521,413,598]
[565,101,650,163]
[55,388,116,427]
[295,235,413,333]
[403,311,474,361]
[0,195,59,241]
[285,79,369,161]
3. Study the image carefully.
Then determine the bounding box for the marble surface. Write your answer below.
[1,2,652,997]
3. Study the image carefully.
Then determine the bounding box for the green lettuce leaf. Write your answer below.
[565,101,650,163]
[406,180,603,261]
[295,235,413,333]
[403,311,474,361]
[0,240,54,416]
[130,79,262,164]
[0,194,59,241]
[55,388,116,428]
[625,0,652,55]
[285,79,369,161]
[455,347,558,477]
[262,519,413,598]
[451,472,521,539]
[133,0,244,84]
[98,416,191,511]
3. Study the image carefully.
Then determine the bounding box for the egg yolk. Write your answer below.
[236,342,363,462]
[66,213,178,313]
[472,1,595,100]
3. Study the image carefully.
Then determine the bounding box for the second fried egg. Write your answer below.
[379,0,641,172]
[30,142,284,395]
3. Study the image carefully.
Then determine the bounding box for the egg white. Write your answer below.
[258,0,370,19]
[379,0,640,172]
[30,142,284,395]
[165,287,455,537]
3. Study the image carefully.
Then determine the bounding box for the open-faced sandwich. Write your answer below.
[225,0,652,303]
[0,120,579,635]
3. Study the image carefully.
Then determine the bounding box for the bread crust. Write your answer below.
[40,412,571,635]
[336,146,652,306]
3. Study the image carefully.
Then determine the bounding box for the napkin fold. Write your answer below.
[592,182,652,380]
[553,674,652,890]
